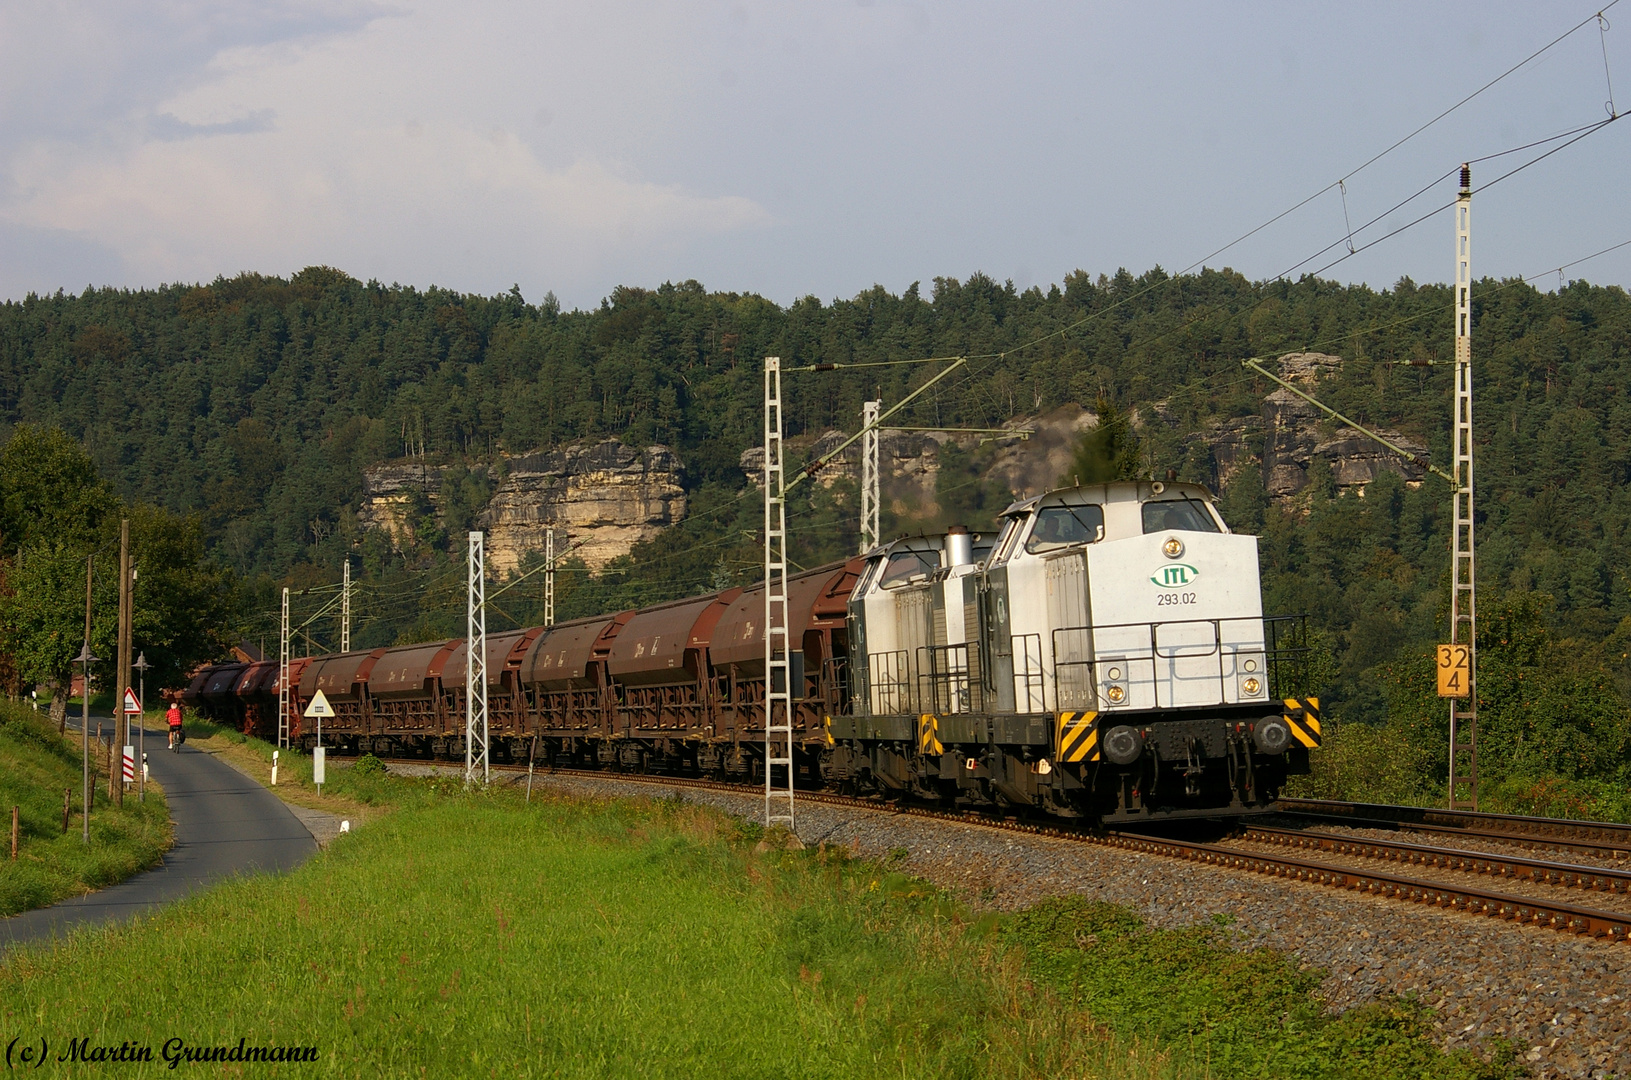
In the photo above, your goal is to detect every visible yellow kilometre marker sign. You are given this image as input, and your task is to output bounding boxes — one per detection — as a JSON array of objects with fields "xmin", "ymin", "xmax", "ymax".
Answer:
[{"xmin": 1436, "ymin": 644, "xmax": 1471, "ymax": 698}]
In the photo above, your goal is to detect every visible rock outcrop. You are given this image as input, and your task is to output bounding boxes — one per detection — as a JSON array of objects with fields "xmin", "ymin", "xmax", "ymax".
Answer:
[
  {"xmin": 482, "ymin": 442, "xmax": 685, "ymax": 573},
  {"xmin": 742, "ymin": 428, "xmax": 952, "ymax": 514},
  {"xmin": 1257, "ymin": 353, "xmax": 1427, "ymax": 497},
  {"xmin": 358, "ymin": 351, "xmax": 1432, "ymax": 575},
  {"xmin": 358, "ymin": 440, "xmax": 685, "ymax": 575},
  {"xmin": 357, "ymin": 461, "xmax": 442, "ymax": 548}
]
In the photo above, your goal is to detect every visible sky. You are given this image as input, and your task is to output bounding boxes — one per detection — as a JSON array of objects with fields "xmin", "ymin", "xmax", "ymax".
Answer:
[{"xmin": 2, "ymin": 0, "xmax": 1628, "ymax": 310}]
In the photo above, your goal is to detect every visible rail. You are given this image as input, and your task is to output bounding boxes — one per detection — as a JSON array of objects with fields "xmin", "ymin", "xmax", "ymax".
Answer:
[
  {"xmin": 1277, "ymin": 797, "xmax": 1631, "ymax": 854},
  {"xmin": 1239, "ymin": 824, "xmax": 1631, "ymax": 895}
]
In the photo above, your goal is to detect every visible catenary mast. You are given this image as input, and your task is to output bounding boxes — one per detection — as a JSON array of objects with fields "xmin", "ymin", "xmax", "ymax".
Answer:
[{"xmin": 1448, "ymin": 164, "xmax": 1479, "ymax": 811}]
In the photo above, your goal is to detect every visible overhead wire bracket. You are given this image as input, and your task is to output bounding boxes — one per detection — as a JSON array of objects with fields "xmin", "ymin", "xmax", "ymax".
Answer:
[{"xmin": 1241, "ymin": 357, "xmax": 1453, "ymax": 483}]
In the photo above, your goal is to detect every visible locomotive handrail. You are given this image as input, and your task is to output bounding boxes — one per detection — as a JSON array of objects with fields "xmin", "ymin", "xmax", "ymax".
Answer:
[
  {"xmin": 1051, "ymin": 616, "xmax": 1270, "ymax": 711},
  {"xmin": 916, "ymin": 643, "xmax": 983, "ymax": 714},
  {"xmin": 866, "ymin": 649, "xmax": 912, "ymax": 716},
  {"xmin": 1263, "ymin": 613, "xmax": 1312, "ymax": 700}
]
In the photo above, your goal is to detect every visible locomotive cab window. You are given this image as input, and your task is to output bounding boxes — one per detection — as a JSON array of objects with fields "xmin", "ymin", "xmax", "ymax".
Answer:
[
  {"xmin": 879, "ymin": 549, "xmax": 940, "ymax": 588},
  {"xmin": 855, "ymin": 557, "xmax": 884, "ymax": 594},
  {"xmin": 992, "ymin": 515, "xmax": 1026, "ymax": 563},
  {"xmin": 1141, "ymin": 498, "xmax": 1220, "ymax": 535},
  {"xmin": 1025, "ymin": 504, "xmax": 1105, "ymax": 554}
]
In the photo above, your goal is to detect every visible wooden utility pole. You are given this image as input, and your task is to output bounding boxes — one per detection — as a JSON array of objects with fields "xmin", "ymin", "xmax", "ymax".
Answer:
[{"xmin": 114, "ymin": 518, "xmax": 130, "ymax": 808}]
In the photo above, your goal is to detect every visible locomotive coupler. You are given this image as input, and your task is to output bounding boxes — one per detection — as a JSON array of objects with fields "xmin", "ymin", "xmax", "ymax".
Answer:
[{"xmin": 1183, "ymin": 737, "xmax": 1205, "ymax": 798}]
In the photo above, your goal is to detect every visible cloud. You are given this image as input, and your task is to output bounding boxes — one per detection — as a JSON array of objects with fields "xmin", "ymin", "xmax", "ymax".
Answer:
[
  {"xmin": 0, "ymin": 1, "xmax": 770, "ymax": 296},
  {"xmin": 150, "ymin": 109, "xmax": 278, "ymax": 140}
]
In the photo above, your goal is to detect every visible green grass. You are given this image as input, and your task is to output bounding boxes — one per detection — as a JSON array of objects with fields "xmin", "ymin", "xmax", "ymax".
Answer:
[
  {"xmin": 0, "ymin": 784, "xmax": 1172, "ymax": 1080},
  {"xmin": 1006, "ymin": 899, "xmax": 1523, "ymax": 1080},
  {"xmin": 0, "ymin": 702, "xmax": 172, "ymax": 917},
  {"xmin": 1, "ymin": 767, "xmax": 1526, "ymax": 1079}
]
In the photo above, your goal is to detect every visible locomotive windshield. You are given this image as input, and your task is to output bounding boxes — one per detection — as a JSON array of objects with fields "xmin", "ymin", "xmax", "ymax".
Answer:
[
  {"xmin": 1141, "ymin": 498, "xmax": 1220, "ymax": 534},
  {"xmin": 879, "ymin": 548, "xmax": 940, "ymax": 588},
  {"xmin": 1026, "ymin": 504, "xmax": 1105, "ymax": 553}
]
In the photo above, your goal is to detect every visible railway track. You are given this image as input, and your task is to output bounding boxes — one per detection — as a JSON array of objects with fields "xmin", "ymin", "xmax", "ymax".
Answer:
[
  {"xmin": 385, "ymin": 758, "xmax": 1631, "ymax": 945},
  {"xmin": 1231, "ymin": 824, "xmax": 1631, "ymax": 908},
  {"xmin": 1275, "ymin": 797, "xmax": 1631, "ymax": 860}
]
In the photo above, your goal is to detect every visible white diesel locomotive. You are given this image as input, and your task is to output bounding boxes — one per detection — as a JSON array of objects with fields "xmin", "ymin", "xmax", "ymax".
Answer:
[{"xmin": 831, "ymin": 480, "xmax": 1319, "ymax": 822}]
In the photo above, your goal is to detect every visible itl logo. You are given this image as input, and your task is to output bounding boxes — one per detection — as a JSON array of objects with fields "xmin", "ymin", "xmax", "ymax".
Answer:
[{"xmin": 1150, "ymin": 563, "xmax": 1200, "ymax": 588}]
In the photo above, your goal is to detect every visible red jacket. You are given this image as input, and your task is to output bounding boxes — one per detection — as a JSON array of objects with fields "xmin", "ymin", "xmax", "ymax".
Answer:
[{"xmin": 166, "ymin": 704, "xmax": 183, "ymax": 727}]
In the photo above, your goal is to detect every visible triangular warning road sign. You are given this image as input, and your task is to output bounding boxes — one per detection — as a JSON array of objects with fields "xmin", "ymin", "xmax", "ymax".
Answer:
[
  {"xmin": 123, "ymin": 688, "xmax": 142, "ymax": 714},
  {"xmin": 304, "ymin": 689, "xmax": 335, "ymax": 719}
]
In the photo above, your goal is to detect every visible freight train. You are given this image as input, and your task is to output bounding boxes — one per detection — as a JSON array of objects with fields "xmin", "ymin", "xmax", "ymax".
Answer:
[{"xmin": 185, "ymin": 480, "xmax": 1319, "ymax": 822}]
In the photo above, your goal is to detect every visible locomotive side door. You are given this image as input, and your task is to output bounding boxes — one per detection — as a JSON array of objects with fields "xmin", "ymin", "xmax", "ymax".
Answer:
[{"xmin": 982, "ymin": 566, "xmax": 1015, "ymax": 713}]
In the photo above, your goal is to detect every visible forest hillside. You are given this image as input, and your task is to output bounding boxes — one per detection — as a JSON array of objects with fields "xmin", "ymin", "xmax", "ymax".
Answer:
[{"xmin": 3, "ymin": 265, "xmax": 1630, "ymax": 813}]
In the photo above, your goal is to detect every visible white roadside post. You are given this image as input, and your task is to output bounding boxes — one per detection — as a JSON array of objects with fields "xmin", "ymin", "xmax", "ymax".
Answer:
[
  {"xmin": 305, "ymin": 689, "xmax": 334, "ymax": 793},
  {"xmin": 272, "ymin": 750, "xmax": 279, "ymax": 786}
]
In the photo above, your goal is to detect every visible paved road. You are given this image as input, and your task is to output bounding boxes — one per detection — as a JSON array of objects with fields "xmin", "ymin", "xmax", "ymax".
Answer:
[{"xmin": 1, "ymin": 720, "xmax": 317, "ymax": 951}]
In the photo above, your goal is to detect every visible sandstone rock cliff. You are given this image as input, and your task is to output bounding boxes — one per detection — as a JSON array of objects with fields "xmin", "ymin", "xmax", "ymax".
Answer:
[
  {"xmin": 358, "ymin": 352, "xmax": 1429, "ymax": 574},
  {"xmin": 356, "ymin": 461, "xmax": 442, "ymax": 549},
  {"xmin": 482, "ymin": 442, "xmax": 685, "ymax": 573},
  {"xmin": 358, "ymin": 440, "xmax": 685, "ymax": 575},
  {"xmin": 1256, "ymin": 352, "xmax": 1427, "ymax": 497}
]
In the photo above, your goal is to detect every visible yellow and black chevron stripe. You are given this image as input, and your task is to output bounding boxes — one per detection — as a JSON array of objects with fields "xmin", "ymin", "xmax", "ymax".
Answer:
[
  {"xmin": 821, "ymin": 715, "xmax": 836, "ymax": 748},
  {"xmin": 1282, "ymin": 697, "xmax": 1322, "ymax": 747},
  {"xmin": 917, "ymin": 713, "xmax": 943, "ymax": 756},
  {"xmin": 1056, "ymin": 710, "xmax": 1101, "ymax": 763}
]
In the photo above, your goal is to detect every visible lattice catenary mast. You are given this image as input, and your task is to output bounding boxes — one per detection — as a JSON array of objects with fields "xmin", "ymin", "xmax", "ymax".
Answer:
[
  {"xmin": 340, "ymin": 558, "xmax": 351, "ymax": 653},
  {"xmin": 859, "ymin": 399, "xmax": 881, "ymax": 555},
  {"xmin": 277, "ymin": 587, "xmax": 290, "ymax": 749},
  {"xmin": 466, "ymin": 530, "xmax": 489, "ymax": 785},
  {"xmin": 763, "ymin": 357, "xmax": 794, "ymax": 831},
  {"xmin": 1448, "ymin": 164, "xmax": 1479, "ymax": 811},
  {"xmin": 544, "ymin": 527, "xmax": 556, "ymax": 627}
]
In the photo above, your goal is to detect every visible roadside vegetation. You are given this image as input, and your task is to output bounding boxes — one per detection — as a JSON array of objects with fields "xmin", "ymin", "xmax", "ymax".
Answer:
[
  {"xmin": 0, "ymin": 701, "xmax": 171, "ymax": 917},
  {"xmin": 1286, "ymin": 589, "xmax": 1631, "ymax": 822},
  {"xmin": 182, "ymin": 716, "xmax": 391, "ymax": 824},
  {"xmin": 2, "ymin": 768, "xmax": 1519, "ymax": 1079}
]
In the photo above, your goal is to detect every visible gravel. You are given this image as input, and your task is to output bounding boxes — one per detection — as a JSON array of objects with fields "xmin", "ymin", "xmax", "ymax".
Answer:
[{"xmin": 470, "ymin": 768, "xmax": 1631, "ymax": 1080}]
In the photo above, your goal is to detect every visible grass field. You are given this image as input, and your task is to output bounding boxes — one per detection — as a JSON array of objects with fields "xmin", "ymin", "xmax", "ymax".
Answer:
[
  {"xmin": 0, "ymin": 759, "xmax": 1521, "ymax": 1080},
  {"xmin": 0, "ymin": 703, "xmax": 171, "ymax": 917}
]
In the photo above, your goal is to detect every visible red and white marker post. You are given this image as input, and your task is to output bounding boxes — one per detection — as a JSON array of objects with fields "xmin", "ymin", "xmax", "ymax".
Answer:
[{"xmin": 123, "ymin": 688, "xmax": 143, "ymax": 795}]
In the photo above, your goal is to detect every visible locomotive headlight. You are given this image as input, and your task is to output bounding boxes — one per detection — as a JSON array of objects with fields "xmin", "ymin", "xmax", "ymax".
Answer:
[
  {"xmin": 1242, "ymin": 658, "xmax": 1257, "ymax": 673},
  {"xmin": 1162, "ymin": 536, "xmax": 1184, "ymax": 559},
  {"xmin": 1242, "ymin": 677, "xmax": 1261, "ymax": 696},
  {"xmin": 1106, "ymin": 685, "xmax": 1126, "ymax": 704},
  {"xmin": 1107, "ymin": 666, "xmax": 1122, "ymax": 681}
]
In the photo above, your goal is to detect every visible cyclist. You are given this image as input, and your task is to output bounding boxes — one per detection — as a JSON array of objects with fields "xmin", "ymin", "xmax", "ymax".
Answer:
[{"xmin": 167, "ymin": 701, "xmax": 184, "ymax": 750}]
